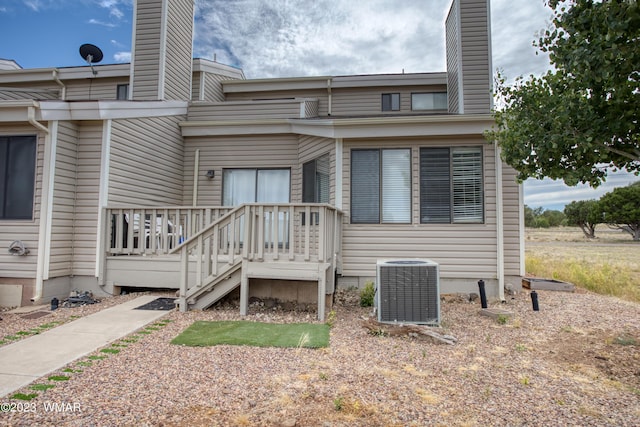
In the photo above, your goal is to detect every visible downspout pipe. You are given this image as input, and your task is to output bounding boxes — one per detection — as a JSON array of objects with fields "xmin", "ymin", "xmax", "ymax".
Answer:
[
  {"xmin": 327, "ymin": 78, "xmax": 332, "ymax": 116},
  {"xmin": 52, "ymin": 69, "xmax": 66, "ymax": 100},
  {"xmin": 31, "ymin": 104, "xmax": 51, "ymax": 304},
  {"xmin": 495, "ymin": 145, "xmax": 505, "ymax": 302},
  {"xmin": 28, "ymin": 106, "xmax": 49, "ymax": 134}
]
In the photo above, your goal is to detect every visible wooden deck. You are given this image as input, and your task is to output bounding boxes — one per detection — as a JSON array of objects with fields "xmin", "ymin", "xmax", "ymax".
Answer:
[{"xmin": 102, "ymin": 204, "xmax": 343, "ymax": 319}]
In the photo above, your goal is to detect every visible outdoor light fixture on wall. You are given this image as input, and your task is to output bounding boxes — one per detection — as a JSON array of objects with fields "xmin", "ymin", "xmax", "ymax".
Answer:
[{"xmin": 205, "ymin": 170, "xmax": 215, "ymax": 179}]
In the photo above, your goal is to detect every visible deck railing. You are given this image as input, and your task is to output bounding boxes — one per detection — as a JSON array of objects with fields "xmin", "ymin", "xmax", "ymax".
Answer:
[
  {"xmin": 105, "ymin": 206, "xmax": 231, "ymax": 255},
  {"xmin": 171, "ymin": 204, "xmax": 343, "ymax": 310}
]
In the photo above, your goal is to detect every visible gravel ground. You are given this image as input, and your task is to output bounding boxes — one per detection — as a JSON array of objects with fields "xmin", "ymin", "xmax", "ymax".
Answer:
[{"xmin": 1, "ymin": 289, "xmax": 639, "ymax": 427}]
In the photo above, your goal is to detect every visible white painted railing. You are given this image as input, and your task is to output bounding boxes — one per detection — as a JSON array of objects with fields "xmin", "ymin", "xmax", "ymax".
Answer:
[
  {"xmin": 171, "ymin": 204, "xmax": 343, "ymax": 310},
  {"xmin": 105, "ymin": 206, "xmax": 231, "ymax": 255}
]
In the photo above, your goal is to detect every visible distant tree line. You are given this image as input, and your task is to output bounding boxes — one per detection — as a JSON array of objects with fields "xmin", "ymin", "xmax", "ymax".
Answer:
[{"xmin": 526, "ymin": 182, "xmax": 640, "ymax": 241}]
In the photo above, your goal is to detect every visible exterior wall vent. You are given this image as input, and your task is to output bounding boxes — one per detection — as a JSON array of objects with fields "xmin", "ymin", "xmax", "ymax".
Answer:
[{"xmin": 376, "ymin": 259, "xmax": 440, "ymax": 325}]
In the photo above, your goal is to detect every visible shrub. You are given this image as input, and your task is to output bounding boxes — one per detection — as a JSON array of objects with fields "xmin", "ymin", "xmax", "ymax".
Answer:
[{"xmin": 359, "ymin": 281, "xmax": 375, "ymax": 307}]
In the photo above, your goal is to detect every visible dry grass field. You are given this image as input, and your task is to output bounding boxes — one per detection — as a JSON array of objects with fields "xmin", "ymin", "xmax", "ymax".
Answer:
[{"xmin": 525, "ymin": 226, "xmax": 640, "ymax": 302}]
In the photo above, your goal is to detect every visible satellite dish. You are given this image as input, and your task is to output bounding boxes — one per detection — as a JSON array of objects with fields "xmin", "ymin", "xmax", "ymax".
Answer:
[{"xmin": 79, "ymin": 43, "xmax": 103, "ymax": 75}]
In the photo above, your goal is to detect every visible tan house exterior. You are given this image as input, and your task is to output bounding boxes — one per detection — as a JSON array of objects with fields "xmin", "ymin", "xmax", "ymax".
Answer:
[{"xmin": 0, "ymin": 0, "xmax": 524, "ymax": 319}]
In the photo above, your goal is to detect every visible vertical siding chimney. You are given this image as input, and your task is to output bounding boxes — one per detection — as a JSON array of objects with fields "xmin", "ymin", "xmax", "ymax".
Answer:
[
  {"xmin": 445, "ymin": 0, "xmax": 493, "ymax": 114},
  {"xmin": 130, "ymin": 0, "xmax": 194, "ymax": 101}
]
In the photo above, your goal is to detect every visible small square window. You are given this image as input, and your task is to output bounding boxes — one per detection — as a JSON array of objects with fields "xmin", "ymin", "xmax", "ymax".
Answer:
[
  {"xmin": 382, "ymin": 93, "xmax": 400, "ymax": 111},
  {"xmin": 117, "ymin": 84, "xmax": 129, "ymax": 100}
]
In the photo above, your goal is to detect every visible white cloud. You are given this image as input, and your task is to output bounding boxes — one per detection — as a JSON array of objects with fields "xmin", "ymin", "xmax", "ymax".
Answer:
[
  {"xmin": 524, "ymin": 171, "xmax": 640, "ymax": 210},
  {"xmin": 113, "ymin": 51, "xmax": 130, "ymax": 62},
  {"xmin": 88, "ymin": 18, "xmax": 116, "ymax": 27},
  {"xmin": 193, "ymin": 0, "xmax": 449, "ymax": 78}
]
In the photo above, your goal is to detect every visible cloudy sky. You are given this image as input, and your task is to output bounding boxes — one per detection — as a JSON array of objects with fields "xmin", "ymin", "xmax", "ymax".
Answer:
[{"xmin": 1, "ymin": 0, "xmax": 638, "ymax": 210}]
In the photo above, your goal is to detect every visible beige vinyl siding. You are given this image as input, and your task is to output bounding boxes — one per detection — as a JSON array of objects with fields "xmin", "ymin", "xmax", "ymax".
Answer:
[
  {"xmin": 0, "ymin": 125, "xmax": 45, "ymax": 278},
  {"xmin": 183, "ymin": 135, "xmax": 300, "ymax": 206},
  {"xmin": 65, "ymin": 77, "xmax": 131, "ymax": 100},
  {"xmin": 48, "ymin": 121, "xmax": 78, "ymax": 278},
  {"xmin": 0, "ymin": 82, "xmax": 60, "ymax": 100},
  {"xmin": 331, "ymin": 86, "xmax": 447, "ymax": 116},
  {"xmin": 203, "ymin": 73, "xmax": 236, "ymax": 102},
  {"xmin": 192, "ymin": 71, "xmax": 202, "ymax": 100},
  {"xmin": 72, "ymin": 122, "xmax": 103, "ymax": 276},
  {"xmin": 298, "ymin": 136, "xmax": 335, "ymax": 204},
  {"xmin": 502, "ymin": 163, "xmax": 522, "ymax": 276},
  {"xmin": 131, "ymin": 0, "xmax": 163, "ymax": 100},
  {"xmin": 446, "ymin": 1, "xmax": 461, "ymax": 113},
  {"xmin": 225, "ymin": 89, "xmax": 330, "ymax": 116},
  {"xmin": 109, "ymin": 116, "xmax": 185, "ymax": 205},
  {"xmin": 192, "ymin": 72, "xmax": 232, "ymax": 101},
  {"xmin": 164, "ymin": 0, "xmax": 193, "ymax": 100},
  {"xmin": 341, "ymin": 137, "xmax": 498, "ymax": 280},
  {"xmin": 459, "ymin": 0, "xmax": 492, "ymax": 114},
  {"xmin": 187, "ymin": 99, "xmax": 310, "ymax": 121}
]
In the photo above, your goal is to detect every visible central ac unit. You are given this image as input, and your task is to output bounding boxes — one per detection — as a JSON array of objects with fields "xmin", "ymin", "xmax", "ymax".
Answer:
[{"xmin": 376, "ymin": 259, "xmax": 440, "ymax": 325}]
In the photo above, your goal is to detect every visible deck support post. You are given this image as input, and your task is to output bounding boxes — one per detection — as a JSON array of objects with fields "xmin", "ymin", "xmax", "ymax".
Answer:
[
  {"xmin": 240, "ymin": 260, "xmax": 249, "ymax": 316},
  {"xmin": 317, "ymin": 266, "xmax": 326, "ymax": 321}
]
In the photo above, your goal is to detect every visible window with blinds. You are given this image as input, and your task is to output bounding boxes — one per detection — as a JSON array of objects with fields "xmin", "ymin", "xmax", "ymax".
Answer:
[
  {"xmin": 351, "ymin": 148, "xmax": 411, "ymax": 224},
  {"xmin": 420, "ymin": 147, "xmax": 483, "ymax": 224}
]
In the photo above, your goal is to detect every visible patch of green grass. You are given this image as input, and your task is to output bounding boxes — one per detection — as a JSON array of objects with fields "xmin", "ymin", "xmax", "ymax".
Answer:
[
  {"xmin": 30, "ymin": 384, "xmax": 55, "ymax": 391},
  {"xmin": 526, "ymin": 255, "xmax": 640, "ymax": 303},
  {"xmin": 62, "ymin": 368, "xmax": 81, "ymax": 373},
  {"xmin": 0, "ymin": 340, "xmax": 6, "ymax": 345},
  {"xmin": 48, "ymin": 375, "xmax": 70, "ymax": 381},
  {"xmin": 120, "ymin": 338, "xmax": 138, "ymax": 343},
  {"xmin": 171, "ymin": 320, "xmax": 330, "ymax": 348},
  {"xmin": 154, "ymin": 320, "xmax": 171, "ymax": 326},
  {"xmin": 100, "ymin": 348, "xmax": 120, "ymax": 354},
  {"xmin": 11, "ymin": 393, "xmax": 38, "ymax": 401},
  {"xmin": 138, "ymin": 331, "xmax": 152, "ymax": 335},
  {"xmin": 496, "ymin": 315, "xmax": 508, "ymax": 325},
  {"xmin": 87, "ymin": 355, "xmax": 107, "ymax": 360},
  {"xmin": 76, "ymin": 361, "xmax": 92, "ymax": 366},
  {"xmin": 111, "ymin": 343, "xmax": 128, "ymax": 347},
  {"xmin": 37, "ymin": 322, "xmax": 62, "ymax": 330},
  {"xmin": 145, "ymin": 326, "xmax": 160, "ymax": 331},
  {"xmin": 16, "ymin": 331, "xmax": 34, "ymax": 336},
  {"xmin": 4, "ymin": 335, "xmax": 19, "ymax": 341}
]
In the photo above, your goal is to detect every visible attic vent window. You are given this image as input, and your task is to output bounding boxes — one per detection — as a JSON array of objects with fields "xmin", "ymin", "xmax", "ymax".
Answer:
[{"xmin": 381, "ymin": 93, "xmax": 400, "ymax": 111}]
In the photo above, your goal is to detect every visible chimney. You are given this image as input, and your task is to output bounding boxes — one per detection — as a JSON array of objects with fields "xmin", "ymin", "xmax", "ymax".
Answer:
[
  {"xmin": 445, "ymin": 0, "xmax": 493, "ymax": 114},
  {"xmin": 130, "ymin": 0, "xmax": 194, "ymax": 101}
]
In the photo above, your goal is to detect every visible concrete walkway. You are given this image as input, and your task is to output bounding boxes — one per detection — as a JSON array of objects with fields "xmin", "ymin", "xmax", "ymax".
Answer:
[{"xmin": 0, "ymin": 295, "xmax": 170, "ymax": 398}]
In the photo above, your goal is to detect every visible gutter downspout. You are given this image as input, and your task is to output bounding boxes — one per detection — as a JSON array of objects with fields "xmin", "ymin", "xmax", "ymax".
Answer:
[
  {"xmin": 32, "ymin": 105, "xmax": 51, "ymax": 303},
  {"xmin": 327, "ymin": 78, "xmax": 332, "ymax": 116},
  {"xmin": 495, "ymin": 145, "xmax": 505, "ymax": 302},
  {"xmin": 192, "ymin": 149, "xmax": 200, "ymax": 206},
  {"xmin": 52, "ymin": 69, "xmax": 66, "ymax": 100},
  {"xmin": 28, "ymin": 106, "xmax": 49, "ymax": 134}
]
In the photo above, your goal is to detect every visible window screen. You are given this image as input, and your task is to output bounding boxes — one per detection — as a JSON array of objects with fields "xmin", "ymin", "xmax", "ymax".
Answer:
[
  {"xmin": 303, "ymin": 153, "xmax": 330, "ymax": 203},
  {"xmin": 420, "ymin": 147, "xmax": 483, "ymax": 224},
  {"xmin": 382, "ymin": 93, "xmax": 400, "ymax": 111},
  {"xmin": 0, "ymin": 136, "xmax": 37, "ymax": 220},
  {"xmin": 411, "ymin": 92, "xmax": 448, "ymax": 110},
  {"xmin": 223, "ymin": 168, "xmax": 290, "ymax": 206},
  {"xmin": 351, "ymin": 148, "xmax": 411, "ymax": 224}
]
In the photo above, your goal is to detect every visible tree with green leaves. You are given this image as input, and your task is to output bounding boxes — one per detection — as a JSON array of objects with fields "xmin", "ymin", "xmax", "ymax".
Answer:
[
  {"xmin": 487, "ymin": 0, "xmax": 640, "ymax": 187},
  {"xmin": 598, "ymin": 182, "xmax": 640, "ymax": 240},
  {"xmin": 564, "ymin": 199, "xmax": 601, "ymax": 238}
]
